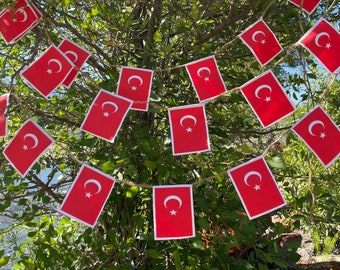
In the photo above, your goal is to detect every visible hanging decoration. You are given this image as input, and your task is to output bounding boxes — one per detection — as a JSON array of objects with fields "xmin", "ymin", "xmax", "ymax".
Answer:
[{"xmin": 0, "ymin": 93, "xmax": 9, "ymax": 137}]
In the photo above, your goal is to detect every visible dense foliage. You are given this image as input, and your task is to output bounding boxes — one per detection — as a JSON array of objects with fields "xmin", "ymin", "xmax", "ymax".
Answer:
[{"xmin": 0, "ymin": 0, "xmax": 339, "ymax": 269}]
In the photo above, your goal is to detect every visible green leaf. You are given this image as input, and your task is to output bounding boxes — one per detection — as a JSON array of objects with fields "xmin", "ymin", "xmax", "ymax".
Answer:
[
  {"xmin": 125, "ymin": 186, "xmax": 139, "ymax": 198},
  {"xmin": 147, "ymin": 249, "xmax": 163, "ymax": 259},
  {"xmin": 173, "ymin": 249, "xmax": 181, "ymax": 270},
  {"xmin": 0, "ymin": 256, "xmax": 10, "ymax": 267},
  {"xmin": 267, "ymin": 155, "xmax": 287, "ymax": 169},
  {"xmin": 143, "ymin": 160, "xmax": 157, "ymax": 170},
  {"xmin": 153, "ymin": 30, "xmax": 162, "ymax": 43}
]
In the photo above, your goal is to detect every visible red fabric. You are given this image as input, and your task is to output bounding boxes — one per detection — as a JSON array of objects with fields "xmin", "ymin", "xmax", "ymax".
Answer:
[
  {"xmin": 81, "ymin": 89, "xmax": 132, "ymax": 142},
  {"xmin": 153, "ymin": 185, "xmax": 195, "ymax": 240},
  {"xmin": 21, "ymin": 45, "xmax": 74, "ymax": 97},
  {"xmin": 116, "ymin": 66, "xmax": 153, "ymax": 111},
  {"xmin": 299, "ymin": 18, "xmax": 340, "ymax": 74},
  {"xmin": 241, "ymin": 70, "xmax": 295, "ymax": 127},
  {"xmin": 59, "ymin": 164, "xmax": 115, "ymax": 228},
  {"xmin": 288, "ymin": 0, "xmax": 321, "ymax": 14},
  {"xmin": 3, "ymin": 119, "xmax": 54, "ymax": 177},
  {"xmin": 292, "ymin": 105, "xmax": 340, "ymax": 168},
  {"xmin": 185, "ymin": 55, "xmax": 227, "ymax": 102},
  {"xmin": 168, "ymin": 104, "xmax": 210, "ymax": 155},
  {"xmin": 239, "ymin": 19, "xmax": 283, "ymax": 66},
  {"xmin": 0, "ymin": 94, "xmax": 9, "ymax": 137},
  {"xmin": 228, "ymin": 156, "xmax": 286, "ymax": 219}
]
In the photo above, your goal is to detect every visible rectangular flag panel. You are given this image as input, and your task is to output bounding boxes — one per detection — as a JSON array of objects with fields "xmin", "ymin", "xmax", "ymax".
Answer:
[
  {"xmin": 291, "ymin": 105, "xmax": 340, "ymax": 168},
  {"xmin": 21, "ymin": 45, "xmax": 74, "ymax": 98},
  {"xmin": 116, "ymin": 66, "xmax": 153, "ymax": 111},
  {"xmin": 288, "ymin": 0, "xmax": 321, "ymax": 14},
  {"xmin": 168, "ymin": 104, "xmax": 210, "ymax": 155},
  {"xmin": 81, "ymin": 89, "xmax": 132, "ymax": 143},
  {"xmin": 0, "ymin": 93, "xmax": 9, "ymax": 137},
  {"xmin": 59, "ymin": 164, "xmax": 116, "ymax": 228},
  {"xmin": 58, "ymin": 39, "xmax": 91, "ymax": 88},
  {"xmin": 299, "ymin": 18, "xmax": 340, "ymax": 74},
  {"xmin": 239, "ymin": 19, "xmax": 283, "ymax": 66},
  {"xmin": 153, "ymin": 185, "xmax": 195, "ymax": 240},
  {"xmin": 228, "ymin": 156, "xmax": 286, "ymax": 220},
  {"xmin": 185, "ymin": 55, "xmax": 227, "ymax": 102},
  {"xmin": 240, "ymin": 70, "xmax": 295, "ymax": 128},
  {"xmin": 3, "ymin": 119, "xmax": 54, "ymax": 177}
]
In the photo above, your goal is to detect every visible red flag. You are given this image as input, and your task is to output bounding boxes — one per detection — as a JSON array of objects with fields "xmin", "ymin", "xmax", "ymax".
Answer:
[
  {"xmin": 288, "ymin": 0, "xmax": 321, "ymax": 14},
  {"xmin": 21, "ymin": 45, "xmax": 74, "ymax": 98},
  {"xmin": 116, "ymin": 66, "xmax": 153, "ymax": 111},
  {"xmin": 240, "ymin": 70, "xmax": 295, "ymax": 128},
  {"xmin": 153, "ymin": 185, "xmax": 195, "ymax": 240},
  {"xmin": 58, "ymin": 164, "xmax": 115, "ymax": 228},
  {"xmin": 168, "ymin": 104, "xmax": 210, "ymax": 155},
  {"xmin": 185, "ymin": 55, "xmax": 227, "ymax": 102},
  {"xmin": 0, "ymin": 0, "xmax": 42, "ymax": 44},
  {"xmin": 3, "ymin": 119, "xmax": 54, "ymax": 177},
  {"xmin": 239, "ymin": 19, "xmax": 283, "ymax": 66},
  {"xmin": 0, "ymin": 93, "xmax": 9, "ymax": 137},
  {"xmin": 291, "ymin": 105, "xmax": 340, "ymax": 168},
  {"xmin": 299, "ymin": 18, "xmax": 340, "ymax": 74},
  {"xmin": 228, "ymin": 156, "xmax": 286, "ymax": 219},
  {"xmin": 81, "ymin": 89, "xmax": 132, "ymax": 142},
  {"xmin": 58, "ymin": 39, "xmax": 91, "ymax": 88}
]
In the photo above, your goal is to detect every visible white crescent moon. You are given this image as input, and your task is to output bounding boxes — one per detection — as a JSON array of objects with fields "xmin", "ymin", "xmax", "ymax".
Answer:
[
  {"xmin": 308, "ymin": 120, "xmax": 325, "ymax": 136},
  {"xmin": 179, "ymin": 115, "xmax": 197, "ymax": 127},
  {"xmin": 127, "ymin": 75, "xmax": 143, "ymax": 86},
  {"xmin": 14, "ymin": 8, "xmax": 28, "ymax": 23},
  {"xmin": 197, "ymin": 67, "xmax": 211, "ymax": 78},
  {"xmin": 47, "ymin": 59, "xmax": 63, "ymax": 73},
  {"xmin": 101, "ymin": 101, "xmax": 119, "ymax": 113},
  {"xmin": 64, "ymin": 50, "xmax": 78, "ymax": 63},
  {"xmin": 163, "ymin": 195, "xmax": 182, "ymax": 209},
  {"xmin": 23, "ymin": 133, "xmax": 39, "ymax": 149},
  {"xmin": 84, "ymin": 179, "xmax": 102, "ymax": 194},
  {"xmin": 244, "ymin": 171, "xmax": 262, "ymax": 186},
  {"xmin": 315, "ymin": 32, "xmax": 330, "ymax": 48},
  {"xmin": 252, "ymin": 30, "xmax": 265, "ymax": 43},
  {"xmin": 255, "ymin": 84, "xmax": 272, "ymax": 99}
]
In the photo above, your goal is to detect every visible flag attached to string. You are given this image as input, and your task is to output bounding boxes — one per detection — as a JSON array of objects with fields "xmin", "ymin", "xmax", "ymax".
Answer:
[
  {"xmin": 81, "ymin": 89, "xmax": 132, "ymax": 142},
  {"xmin": 185, "ymin": 55, "xmax": 227, "ymax": 102},
  {"xmin": 58, "ymin": 39, "xmax": 91, "ymax": 88},
  {"xmin": 59, "ymin": 164, "xmax": 116, "ymax": 228},
  {"xmin": 228, "ymin": 156, "xmax": 286, "ymax": 219},
  {"xmin": 0, "ymin": 93, "xmax": 9, "ymax": 137},
  {"xmin": 168, "ymin": 104, "xmax": 210, "ymax": 155},
  {"xmin": 116, "ymin": 66, "xmax": 153, "ymax": 111},
  {"xmin": 288, "ymin": 0, "xmax": 321, "ymax": 14},
  {"xmin": 153, "ymin": 184, "xmax": 195, "ymax": 240},
  {"xmin": 21, "ymin": 45, "xmax": 74, "ymax": 98},
  {"xmin": 3, "ymin": 119, "xmax": 54, "ymax": 177},
  {"xmin": 240, "ymin": 70, "xmax": 295, "ymax": 128},
  {"xmin": 239, "ymin": 18, "xmax": 283, "ymax": 66},
  {"xmin": 291, "ymin": 105, "xmax": 340, "ymax": 168},
  {"xmin": 299, "ymin": 18, "xmax": 340, "ymax": 74}
]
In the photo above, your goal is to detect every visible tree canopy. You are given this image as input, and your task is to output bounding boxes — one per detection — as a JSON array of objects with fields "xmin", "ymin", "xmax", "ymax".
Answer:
[{"xmin": 0, "ymin": 0, "xmax": 339, "ymax": 269}]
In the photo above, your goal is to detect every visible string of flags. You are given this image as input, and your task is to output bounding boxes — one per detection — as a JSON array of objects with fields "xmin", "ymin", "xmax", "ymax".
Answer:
[{"xmin": 1, "ymin": 0, "xmax": 340, "ymax": 240}]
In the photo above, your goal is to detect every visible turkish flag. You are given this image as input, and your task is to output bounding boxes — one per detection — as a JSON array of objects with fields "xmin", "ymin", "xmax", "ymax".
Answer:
[
  {"xmin": 58, "ymin": 39, "xmax": 91, "ymax": 88},
  {"xmin": 239, "ymin": 19, "xmax": 283, "ymax": 66},
  {"xmin": 58, "ymin": 164, "xmax": 116, "ymax": 228},
  {"xmin": 185, "ymin": 55, "xmax": 227, "ymax": 102},
  {"xmin": 0, "ymin": 93, "xmax": 9, "ymax": 137},
  {"xmin": 81, "ymin": 89, "xmax": 132, "ymax": 142},
  {"xmin": 116, "ymin": 66, "xmax": 153, "ymax": 111},
  {"xmin": 3, "ymin": 119, "xmax": 54, "ymax": 177},
  {"xmin": 21, "ymin": 45, "xmax": 74, "ymax": 98},
  {"xmin": 168, "ymin": 104, "xmax": 210, "ymax": 155},
  {"xmin": 299, "ymin": 18, "xmax": 340, "ymax": 74},
  {"xmin": 153, "ymin": 185, "xmax": 195, "ymax": 240},
  {"xmin": 291, "ymin": 105, "xmax": 340, "ymax": 168},
  {"xmin": 0, "ymin": 0, "xmax": 42, "ymax": 44},
  {"xmin": 288, "ymin": 0, "xmax": 321, "ymax": 14},
  {"xmin": 240, "ymin": 70, "xmax": 295, "ymax": 128},
  {"xmin": 228, "ymin": 156, "xmax": 286, "ymax": 220}
]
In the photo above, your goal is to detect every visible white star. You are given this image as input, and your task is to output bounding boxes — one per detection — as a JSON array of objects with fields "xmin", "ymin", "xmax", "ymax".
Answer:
[
  {"xmin": 325, "ymin": 43, "xmax": 331, "ymax": 49},
  {"xmin": 23, "ymin": 145, "xmax": 28, "ymax": 151},
  {"xmin": 85, "ymin": 192, "xmax": 92, "ymax": 198},
  {"xmin": 170, "ymin": 209, "xmax": 177, "ymax": 215},
  {"xmin": 131, "ymin": 86, "xmax": 137, "ymax": 91},
  {"xmin": 103, "ymin": 111, "xmax": 109, "ymax": 117},
  {"xmin": 204, "ymin": 77, "xmax": 209, "ymax": 82},
  {"xmin": 47, "ymin": 69, "xmax": 53, "ymax": 74},
  {"xmin": 320, "ymin": 132, "xmax": 326, "ymax": 139},
  {"xmin": 254, "ymin": 184, "xmax": 261, "ymax": 191},
  {"xmin": 265, "ymin": 96, "xmax": 271, "ymax": 102},
  {"xmin": 186, "ymin": 127, "xmax": 193, "ymax": 133},
  {"xmin": 261, "ymin": 39, "xmax": 266, "ymax": 44}
]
